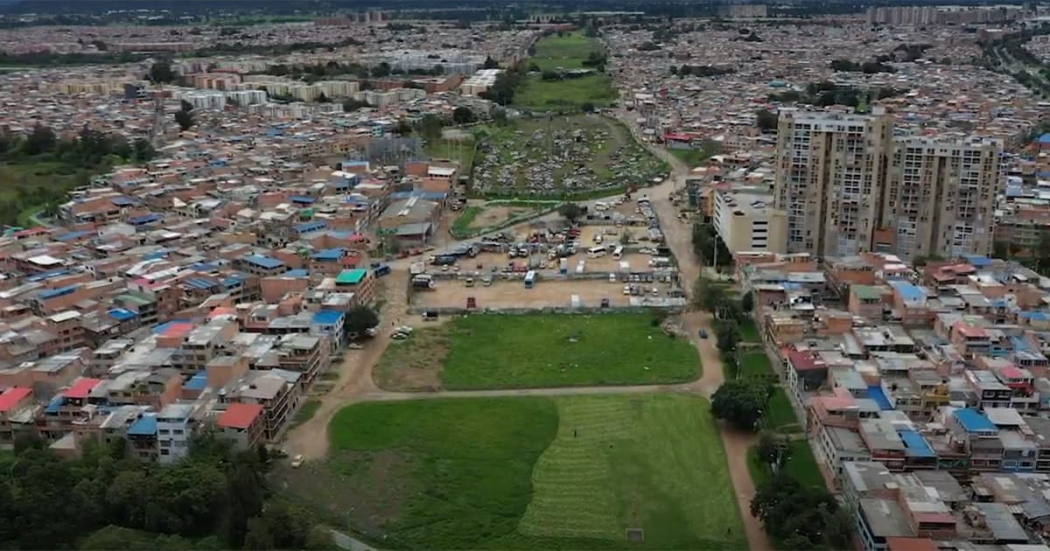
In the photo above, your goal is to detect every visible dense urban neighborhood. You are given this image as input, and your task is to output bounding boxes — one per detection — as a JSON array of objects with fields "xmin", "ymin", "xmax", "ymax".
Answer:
[{"xmin": 0, "ymin": 0, "xmax": 1049, "ymax": 549}]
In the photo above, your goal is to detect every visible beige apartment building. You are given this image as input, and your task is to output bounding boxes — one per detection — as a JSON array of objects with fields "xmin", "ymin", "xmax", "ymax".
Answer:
[
  {"xmin": 880, "ymin": 136, "xmax": 1001, "ymax": 260},
  {"xmin": 774, "ymin": 108, "xmax": 1001, "ymax": 261},
  {"xmin": 713, "ymin": 190, "xmax": 788, "ymax": 254},
  {"xmin": 774, "ymin": 108, "xmax": 893, "ymax": 258}
]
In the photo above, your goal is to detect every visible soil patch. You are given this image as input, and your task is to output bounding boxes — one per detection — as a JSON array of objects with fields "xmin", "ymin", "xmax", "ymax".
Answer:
[{"xmin": 373, "ymin": 326, "xmax": 448, "ymax": 391}]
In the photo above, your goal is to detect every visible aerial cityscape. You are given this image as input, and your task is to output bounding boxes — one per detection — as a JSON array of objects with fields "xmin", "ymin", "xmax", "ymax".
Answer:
[{"xmin": 0, "ymin": 0, "xmax": 1049, "ymax": 549}]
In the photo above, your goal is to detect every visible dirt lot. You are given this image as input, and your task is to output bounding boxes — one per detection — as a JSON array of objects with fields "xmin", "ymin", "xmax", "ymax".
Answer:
[
  {"xmin": 467, "ymin": 203, "xmax": 541, "ymax": 230},
  {"xmin": 411, "ymin": 278, "xmax": 674, "ymax": 309}
]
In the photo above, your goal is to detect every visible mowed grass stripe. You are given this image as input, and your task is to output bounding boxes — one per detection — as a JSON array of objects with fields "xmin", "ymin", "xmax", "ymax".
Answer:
[{"xmin": 519, "ymin": 397, "xmax": 638, "ymax": 540}]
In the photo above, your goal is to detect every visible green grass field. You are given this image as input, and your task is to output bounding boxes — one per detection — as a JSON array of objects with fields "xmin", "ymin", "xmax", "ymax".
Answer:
[
  {"xmin": 424, "ymin": 136, "xmax": 476, "ymax": 174},
  {"xmin": 740, "ymin": 319, "xmax": 761, "ymax": 342},
  {"xmin": 515, "ymin": 31, "xmax": 617, "ymax": 112},
  {"xmin": 290, "ymin": 399, "xmax": 321, "ymax": 429},
  {"xmin": 747, "ymin": 440, "xmax": 824, "ymax": 489},
  {"xmin": 378, "ymin": 314, "xmax": 701, "ymax": 391},
  {"xmin": 739, "ymin": 352, "xmax": 774, "ymax": 379},
  {"xmin": 530, "ymin": 31, "xmax": 605, "ymax": 71},
  {"xmin": 451, "ymin": 206, "xmax": 482, "ymax": 235},
  {"xmin": 763, "ymin": 387, "xmax": 800, "ymax": 433},
  {"xmin": 306, "ymin": 395, "xmax": 744, "ymax": 549},
  {"xmin": 515, "ymin": 74, "xmax": 617, "ymax": 112}
]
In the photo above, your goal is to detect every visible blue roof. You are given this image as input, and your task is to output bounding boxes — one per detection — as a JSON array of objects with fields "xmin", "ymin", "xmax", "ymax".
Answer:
[
  {"xmin": 45, "ymin": 396, "xmax": 64, "ymax": 414},
  {"xmin": 955, "ymin": 408, "xmax": 998, "ymax": 433},
  {"xmin": 108, "ymin": 308, "xmax": 138, "ymax": 322},
  {"xmin": 191, "ymin": 262, "xmax": 218, "ymax": 272},
  {"xmin": 1021, "ymin": 311, "xmax": 1050, "ymax": 322},
  {"xmin": 889, "ymin": 281, "xmax": 925, "ymax": 302},
  {"xmin": 898, "ymin": 429, "xmax": 935, "ymax": 458},
  {"xmin": 243, "ymin": 255, "xmax": 285, "ymax": 269},
  {"xmin": 152, "ymin": 319, "xmax": 191, "ymax": 335},
  {"xmin": 185, "ymin": 278, "xmax": 216, "ymax": 290},
  {"xmin": 867, "ymin": 385, "xmax": 894, "ymax": 411},
  {"xmin": 27, "ymin": 269, "xmax": 69, "ymax": 282},
  {"xmin": 389, "ymin": 191, "xmax": 448, "ymax": 201},
  {"xmin": 294, "ymin": 221, "xmax": 327, "ymax": 234},
  {"xmin": 39, "ymin": 285, "xmax": 78, "ymax": 300},
  {"xmin": 143, "ymin": 250, "xmax": 169, "ymax": 261},
  {"xmin": 285, "ymin": 269, "xmax": 309, "ymax": 278},
  {"xmin": 224, "ymin": 276, "xmax": 245, "ymax": 287},
  {"xmin": 312, "ymin": 310, "xmax": 344, "ymax": 326},
  {"xmin": 56, "ymin": 230, "xmax": 92, "ymax": 242},
  {"xmin": 1038, "ymin": 133, "xmax": 1050, "ymax": 144},
  {"xmin": 961, "ymin": 254, "xmax": 993, "ymax": 267},
  {"xmin": 290, "ymin": 195, "xmax": 316, "ymax": 204},
  {"xmin": 127, "ymin": 415, "xmax": 157, "ymax": 437},
  {"xmin": 128, "ymin": 213, "xmax": 162, "ymax": 225},
  {"xmin": 183, "ymin": 371, "xmax": 208, "ymax": 391},
  {"xmin": 312, "ymin": 248, "xmax": 343, "ymax": 261},
  {"xmin": 111, "ymin": 196, "xmax": 136, "ymax": 206}
]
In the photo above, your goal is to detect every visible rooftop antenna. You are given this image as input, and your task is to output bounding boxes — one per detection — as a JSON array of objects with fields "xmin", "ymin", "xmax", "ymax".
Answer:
[{"xmin": 145, "ymin": 69, "xmax": 166, "ymax": 149}]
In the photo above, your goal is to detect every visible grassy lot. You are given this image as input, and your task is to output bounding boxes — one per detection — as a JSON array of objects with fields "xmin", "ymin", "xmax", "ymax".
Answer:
[
  {"xmin": 763, "ymin": 387, "xmax": 800, "ymax": 434},
  {"xmin": 740, "ymin": 318, "xmax": 761, "ymax": 342},
  {"xmin": 471, "ymin": 115, "xmax": 665, "ymax": 199},
  {"xmin": 292, "ymin": 394, "xmax": 743, "ymax": 549},
  {"xmin": 739, "ymin": 351, "xmax": 774, "ymax": 379},
  {"xmin": 747, "ymin": 440, "xmax": 824, "ymax": 489},
  {"xmin": 290, "ymin": 399, "xmax": 321, "ymax": 429},
  {"xmin": 451, "ymin": 206, "xmax": 482, "ymax": 235},
  {"xmin": 515, "ymin": 31, "xmax": 617, "ymax": 112},
  {"xmin": 515, "ymin": 74, "xmax": 617, "ymax": 112},
  {"xmin": 0, "ymin": 160, "xmax": 91, "ymax": 225},
  {"xmin": 530, "ymin": 31, "xmax": 605, "ymax": 71},
  {"xmin": 424, "ymin": 136, "xmax": 476, "ymax": 174},
  {"xmin": 378, "ymin": 314, "xmax": 701, "ymax": 391}
]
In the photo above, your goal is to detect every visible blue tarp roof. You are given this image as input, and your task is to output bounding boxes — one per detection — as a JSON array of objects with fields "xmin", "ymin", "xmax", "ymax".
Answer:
[
  {"xmin": 27, "ymin": 269, "xmax": 69, "ymax": 282},
  {"xmin": 152, "ymin": 319, "xmax": 191, "ymax": 334},
  {"xmin": 1038, "ymin": 133, "xmax": 1050, "ymax": 144},
  {"xmin": 1021, "ymin": 311, "xmax": 1050, "ymax": 322},
  {"xmin": 285, "ymin": 269, "xmax": 309, "ymax": 278},
  {"xmin": 39, "ymin": 285, "xmax": 78, "ymax": 300},
  {"xmin": 108, "ymin": 308, "xmax": 138, "ymax": 322},
  {"xmin": 243, "ymin": 255, "xmax": 284, "ymax": 269},
  {"xmin": 294, "ymin": 221, "xmax": 327, "ymax": 234},
  {"xmin": 56, "ymin": 230, "xmax": 92, "ymax": 242},
  {"xmin": 45, "ymin": 395, "xmax": 64, "ymax": 414},
  {"xmin": 127, "ymin": 415, "xmax": 157, "ymax": 437},
  {"xmin": 961, "ymin": 254, "xmax": 993, "ymax": 267},
  {"xmin": 312, "ymin": 248, "xmax": 343, "ymax": 261},
  {"xmin": 183, "ymin": 372, "xmax": 208, "ymax": 391},
  {"xmin": 191, "ymin": 262, "xmax": 218, "ymax": 272},
  {"xmin": 290, "ymin": 195, "xmax": 316, "ymax": 204},
  {"xmin": 889, "ymin": 281, "xmax": 925, "ymax": 302},
  {"xmin": 313, "ymin": 310, "xmax": 344, "ymax": 326},
  {"xmin": 185, "ymin": 278, "xmax": 217, "ymax": 290},
  {"xmin": 867, "ymin": 385, "xmax": 894, "ymax": 411},
  {"xmin": 143, "ymin": 250, "xmax": 169, "ymax": 261},
  {"xmin": 111, "ymin": 196, "xmax": 136, "ymax": 206},
  {"xmin": 128, "ymin": 213, "xmax": 162, "ymax": 225},
  {"xmin": 899, "ymin": 429, "xmax": 936, "ymax": 458},
  {"xmin": 224, "ymin": 276, "xmax": 245, "ymax": 287},
  {"xmin": 955, "ymin": 408, "xmax": 998, "ymax": 433}
]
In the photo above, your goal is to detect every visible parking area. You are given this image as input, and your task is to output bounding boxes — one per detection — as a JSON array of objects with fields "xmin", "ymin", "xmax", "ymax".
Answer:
[{"xmin": 411, "ymin": 278, "xmax": 678, "ymax": 310}]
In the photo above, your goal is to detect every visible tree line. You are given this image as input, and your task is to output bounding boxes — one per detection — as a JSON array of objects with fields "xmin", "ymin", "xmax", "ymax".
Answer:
[{"xmin": 1, "ymin": 433, "xmax": 331, "ymax": 549}]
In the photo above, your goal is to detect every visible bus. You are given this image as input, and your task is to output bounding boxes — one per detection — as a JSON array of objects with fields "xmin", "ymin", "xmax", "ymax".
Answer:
[
  {"xmin": 524, "ymin": 270, "xmax": 536, "ymax": 289},
  {"xmin": 612, "ymin": 245, "xmax": 624, "ymax": 260},
  {"xmin": 587, "ymin": 246, "xmax": 607, "ymax": 258}
]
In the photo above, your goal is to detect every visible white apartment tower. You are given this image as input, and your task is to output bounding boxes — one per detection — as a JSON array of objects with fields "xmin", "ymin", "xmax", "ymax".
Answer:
[
  {"xmin": 774, "ymin": 107, "xmax": 893, "ymax": 258},
  {"xmin": 882, "ymin": 136, "xmax": 1001, "ymax": 260}
]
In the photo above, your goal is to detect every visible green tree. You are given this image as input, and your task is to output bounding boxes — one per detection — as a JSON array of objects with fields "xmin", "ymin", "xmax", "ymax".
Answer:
[
  {"xmin": 483, "ymin": 56, "xmax": 499, "ymax": 69},
  {"xmin": 558, "ymin": 202, "xmax": 583, "ymax": 224},
  {"xmin": 580, "ymin": 101, "xmax": 596, "ymax": 112},
  {"xmin": 316, "ymin": 92, "xmax": 330, "ymax": 103},
  {"xmin": 716, "ymin": 319, "xmax": 740, "ymax": 353},
  {"xmin": 174, "ymin": 110, "xmax": 194, "ymax": 131},
  {"xmin": 132, "ymin": 138, "xmax": 156, "ymax": 162},
  {"xmin": 344, "ymin": 305, "xmax": 379, "ymax": 339},
  {"xmin": 23, "ymin": 124, "xmax": 56, "ymax": 155},
  {"xmin": 741, "ymin": 291, "xmax": 754, "ymax": 314},
  {"xmin": 452, "ymin": 106, "xmax": 476, "ymax": 124},
  {"xmin": 756, "ymin": 431, "xmax": 791, "ymax": 468},
  {"xmin": 711, "ymin": 378, "xmax": 771, "ymax": 430},
  {"xmin": 180, "ymin": 99, "xmax": 194, "ymax": 112},
  {"xmin": 342, "ymin": 98, "xmax": 371, "ymax": 112},
  {"xmin": 149, "ymin": 61, "xmax": 175, "ymax": 84},
  {"xmin": 755, "ymin": 108, "xmax": 778, "ymax": 132},
  {"xmin": 419, "ymin": 114, "xmax": 444, "ymax": 142}
]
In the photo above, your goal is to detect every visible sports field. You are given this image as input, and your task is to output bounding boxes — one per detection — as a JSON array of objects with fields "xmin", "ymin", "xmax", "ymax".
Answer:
[
  {"xmin": 515, "ymin": 31, "xmax": 617, "ymax": 112},
  {"xmin": 530, "ymin": 31, "xmax": 605, "ymax": 71},
  {"xmin": 298, "ymin": 395, "xmax": 744, "ymax": 550},
  {"xmin": 375, "ymin": 313, "xmax": 702, "ymax": 391}
]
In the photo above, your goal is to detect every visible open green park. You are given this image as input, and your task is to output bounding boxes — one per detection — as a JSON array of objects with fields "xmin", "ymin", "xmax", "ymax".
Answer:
[
  {"xmin": 284, "ymin": 395, "xmax": 744, "ymax": 550},
  {"xmin": 514, "ymin": 31, "xmax": 617, "ymax": 112},
  {"xmin": 376, "ymin": 313, "xmax": 701, "ymax": 391}
]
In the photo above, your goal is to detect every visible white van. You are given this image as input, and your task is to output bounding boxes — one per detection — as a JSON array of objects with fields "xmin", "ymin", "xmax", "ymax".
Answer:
[
  {"xmin": 587, "ymin": 246, "xmax": 607, "ymax": 259},
  {"xmin": 612, "ymin": 245, "xmax": 624, "ymax": 260}
]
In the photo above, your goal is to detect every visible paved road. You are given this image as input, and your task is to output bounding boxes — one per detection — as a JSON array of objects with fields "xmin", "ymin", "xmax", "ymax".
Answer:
[{"xmin": 285, "ymin": 112, "xmax": 771, "ymax": 550}]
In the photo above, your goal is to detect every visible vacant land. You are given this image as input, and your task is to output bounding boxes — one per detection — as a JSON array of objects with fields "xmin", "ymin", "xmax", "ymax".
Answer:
[
  {"xmin": 289, "ymin": 395, "xmax": 743, "ymax": 549},
  {"xmin": 471, "ymin": 115, "xmax": 666, "ymax": 198},
  {"xmin": 515, "ymin": 31, "xmax": 617, "ymax": 112},
  {"xmin": 376, "ymin": 314, "xmax": 701, "ymax": 391},
  {"xmin": 0, "ymin": 161, "xmax": 91, "ymax": 225},
  {"xmin": 530, "ymin": 31, "xmax": 605, "ymax": 71},
  {"xmin": 748, "ymin": 440, "xmax": 824, "ymax": 489},
  {"xmin": 425, "ymin": 135, "xmax": 476, "ymax": 174},
  {"xmin": 450, "ymin": 201, "xmax": 548, "ymax": 237},
  {"xmin": 290, "ymin": 399, "xmax": 321, "ymax": 428}
]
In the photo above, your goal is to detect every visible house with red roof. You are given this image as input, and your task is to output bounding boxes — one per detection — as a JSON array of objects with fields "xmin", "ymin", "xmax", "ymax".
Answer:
[
  {"xmin": 0, "ymin": 387, "xmax": 33, "ymax": 448},
  {"xmin": 216, "ymin": 403, "xmax": 265, "ymax": 451}
]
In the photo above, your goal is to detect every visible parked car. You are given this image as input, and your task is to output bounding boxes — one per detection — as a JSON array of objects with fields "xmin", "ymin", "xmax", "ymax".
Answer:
[
  {"xmin": 600, "ymin": 298, "xmax": 610, "ymax": 308},
  {"xmin": 698, "ymin": 329, "xmax": 708, "ymax": 339},
  {"xmin": 291, "ymin": 455, "xmax": 305, "ymax": 468}
]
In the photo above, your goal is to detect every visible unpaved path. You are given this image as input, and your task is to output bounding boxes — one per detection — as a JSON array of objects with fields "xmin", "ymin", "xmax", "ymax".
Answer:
[{"xmin": 283, "ymin": 113, "xmax": 772, "ymax": 551}]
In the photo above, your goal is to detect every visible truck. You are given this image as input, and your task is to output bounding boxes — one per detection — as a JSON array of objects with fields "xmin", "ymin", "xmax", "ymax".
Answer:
[
  {"xmin": 411, "ymin": 274, "xmax": 435, "ymax": 289},
  {"xmin": 559, "ymin": 258, "xmax": 568, "ymax": 274}
]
